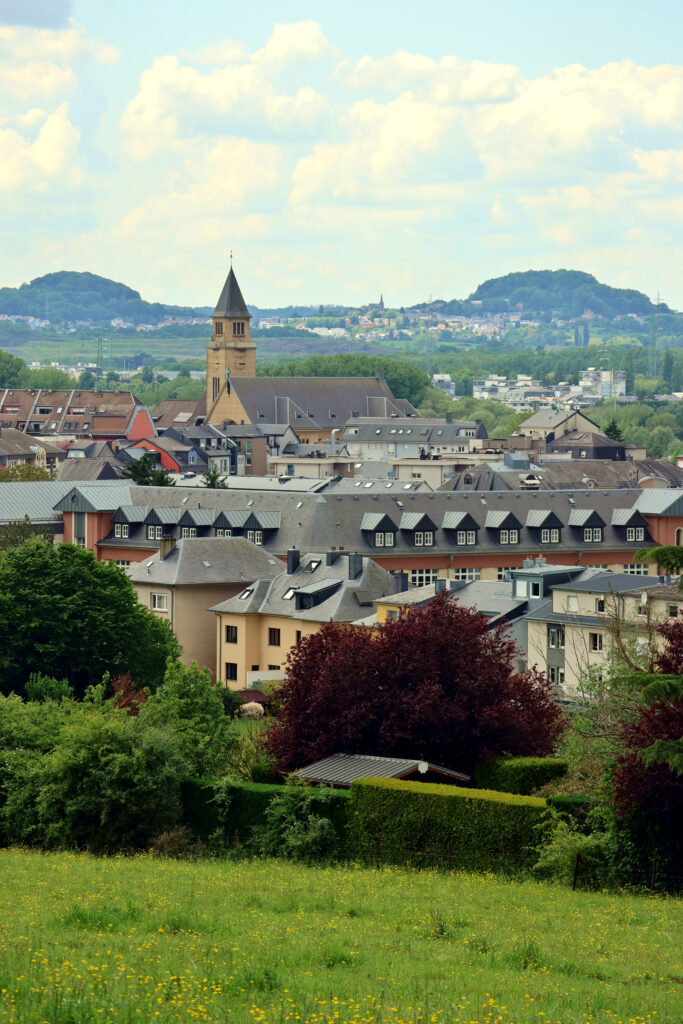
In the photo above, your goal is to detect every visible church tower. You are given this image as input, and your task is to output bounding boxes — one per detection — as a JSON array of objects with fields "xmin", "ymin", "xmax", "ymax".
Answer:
[{"xmin": 206, "ymin": 264, "xmax": 256, "ymax": 408}]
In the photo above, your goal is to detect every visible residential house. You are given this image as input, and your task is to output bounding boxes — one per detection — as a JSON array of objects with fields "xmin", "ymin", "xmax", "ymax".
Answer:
[
  {"xmin": 518, "ymin": 409, "xmax": 599, "ymax": 442},
  {"xmin": 340, "ymin": 417, "xmax": 487, "ymax": 461},
  {"xmin": 210, "ymin": 549, "xmax": 395, "ymax": 689},
  {"xmin": 0, "ymin": 388, "xmax": 155, "ymax": 440},
  {"xmin": 0, "ymin": 427, "xmax": 65, "ymax": 474},
  {"xmin": 128, "ymin": 536, "xmax": 280, "ymax": 680}
]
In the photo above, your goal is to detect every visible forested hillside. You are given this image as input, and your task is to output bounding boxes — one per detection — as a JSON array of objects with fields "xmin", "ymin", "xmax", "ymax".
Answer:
[
  {"xmin": 0, "ymin": 272, "xmax": 211, "ymax": 325},
  {"xmin": 467, "ymin": 269, "xmax": 660, "ymax": 318}
]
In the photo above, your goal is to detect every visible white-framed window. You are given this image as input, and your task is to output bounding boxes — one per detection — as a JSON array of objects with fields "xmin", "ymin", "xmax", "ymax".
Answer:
[
  {"xmin": 114, "ymin": 523, "xmax": 129, "ymax": 539},
  {"xmin": 147, "ymin": 525, "xmax": 162, "ymax": 540},
  {"xmin": 548, "ymin": 666, "xmax": 565, "ymax": 686},
  {"xmin": 181, "ymin": 527, "xmax": 197, "ymax": 539},
  {"xmin": 247, "ymin": 529, "xmax": 263, "ymax": 545},
  {"xmin": 584, "ymin": 527, "xmax": 602, "ymax": 542},
  {"xmin": 151, "ymin": 593, "xmax": 168, "ymax": 611},
  {"xmin": 626, "ymin": 527, "xmax": 645, "ymax": 542},
  {"xmin": 548, "ymin": 626, "xmax": 565, "ymax": 649},
  {"xmin": 589, "ymin": 632, "xmax": 603, "ymax": 652},
  {"xmin": 409, "ymin": 568, "xmax": 439, "ymax": 587},
  {"xmin": 623, "ymin": 563, "xmax": 649, "ymax": 575},
  {"xmin": 115, "ymin": 560, "xmax": 130, "ymax": 568},
  {"xmin": 500, "ymin": 530, "xmax": 518, "ymax": 545},
  {"xmin": 596, "ymin": 597, "xmax": 605, "ymax": 613},
  {"xmin": 414, "ymin": 531, "xmax": 434, "ymax": 547},
  {"xmin": 541, "ymin": 528, "xmax": 560, "ymax": 543},
  {"xmin": 216, "ymin": 528, "xmax": 232, "ymax": 538},
  {"xmin": 456, "ymin": 530, "xmax": 477, "ymax": 545},
  {"xmin": 146, "ymin": 525, "xmax": 155, "ymax": 540},
  {"xmin": 452, "ymin": 567, "xmax": 481, "ymax": 582},
  {"xmin": 567, "ymin": 595, "xmax": 579, "ymax": 612}
]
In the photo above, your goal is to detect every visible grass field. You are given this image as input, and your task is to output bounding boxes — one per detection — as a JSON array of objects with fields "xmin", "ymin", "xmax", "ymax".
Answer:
[{"xmin": 0, "ymin": 851, "xmax": 680, "ymax": 1024}]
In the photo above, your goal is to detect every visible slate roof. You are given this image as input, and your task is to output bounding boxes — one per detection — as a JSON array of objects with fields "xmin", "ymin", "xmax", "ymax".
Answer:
[
  {"xmin": 295, "ymin": 753, "xmax": 470, "ymax": 786},
  {"xmin": 438, "ymin": 460, "xmax": 683, "ymax": 492},
  {"xmin": 521, "ymin": 409, "xmax": 597, "ymax": 430},
  {"xmin": 85, "ymin": 484, "xmax": 659, "ymax": 559},
  {"xmin": 213, "ymin": 266, "xmax": 251, "ymax": 318},
  {"xmin": 550, "ymin": 573, "xmax": 659, "ymax": 595},
  {"xmin": 127, "ymin": 538, "xmax": 280, "ymax": 586},
  {"xmin": 341, "ymin": 418, "xmax": 486, "ymax": 442},
  {"xmin": 56, "ymin": 459, "xmax": 121, "ymax": 481},
  {"xmin": 228, "ymin": 376, "xmax": 417, "ymax": 430},
  {"xmin": 210, "ymin": 551, "xmax": 395, "ymax": 623}
]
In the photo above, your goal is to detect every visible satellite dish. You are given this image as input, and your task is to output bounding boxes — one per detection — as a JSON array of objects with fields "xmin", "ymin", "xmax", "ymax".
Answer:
[{"xmin": 417, "ymin": 761, "xmax": 428, "ymax": 774}]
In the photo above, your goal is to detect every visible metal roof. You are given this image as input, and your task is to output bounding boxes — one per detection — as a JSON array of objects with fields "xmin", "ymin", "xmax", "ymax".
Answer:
[
  {"xmin": 296, "ymin": 577, "xmax": 343, "ymax": 596},
  {"xmin": 184, "ymin": 508, "xmax": 216, "ymax": 527},
  {"xmin": 634, "ymin": 489, "xmax": 683, "ymax": 516},
  {"xmin": 525, "ymin": 509, "xmax": 554, "ymax": 528},
  {"xmin": 550, "ymin": 573, "xmax": 657, "ymax": 594},
  {"xmin": 254, "ymin": 510, "xmax": 281, "ymax": 530},
  {"xmin": 117, "ymin": 504, "xmax": 148, "ymax": 522},
  {"xmin": 485, "ymin": 509, "xmax": 513, "ymax": 529},
  {"xmin": 53, "ymin": 483, "xmax": 133, "ymax": 514},
  {"xmin": 360, "ymin": 511, "xmax": 388, "ymax": 531},
  {"xmin": 213, "ymin": 266, "xmax": 251, "ymax": 318},
  {"xmin": 611, "ymin": 508, "xmax": 640, "ymax": 526},
  {"xmin": 568, "ymin": 508, "xmax": 594, "ymax": 526},
  {"xmin": 398, "ymin": 511, "xmax": 429, "ymax": 530},
  {"xmin": 441, "ymin": 510, "xmax": 469, "ymax": 530},
  {"xmin": 295, "ymin": 753, "xmax": 469, "ymax": 787}
]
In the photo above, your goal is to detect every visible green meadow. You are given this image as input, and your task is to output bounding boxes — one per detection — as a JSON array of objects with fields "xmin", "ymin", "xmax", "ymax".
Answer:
[{"xmin": 0, "ymin": 850, "xmax": 680, "ymax": 1024}]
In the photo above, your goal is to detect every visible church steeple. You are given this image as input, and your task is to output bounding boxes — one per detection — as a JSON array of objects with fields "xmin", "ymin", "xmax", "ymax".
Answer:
[{"xmin": 207, "ymin": 262, "xmax": 256, "ymax": 419}]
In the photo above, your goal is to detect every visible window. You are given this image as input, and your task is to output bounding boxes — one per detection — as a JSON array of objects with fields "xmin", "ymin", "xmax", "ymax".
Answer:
[
  {"xmin": 548, "ymin": 666, "xmax": 565, "ymax": 686},
  {"xmin": 541, "ymin": 528, "xmax": 560, "ymax": 543},
  {"xmin": 268, "ymin": 627, "xmax": 281, "ymax": 646},
  {"xmin": 567, "ymin": 595, "xmax": 579, "ymax": 612},
  {"xmin": 147, "ymin": 525, "xmax": 163, "ymax": 541},
  {"xmin": 224, "ymin": 662, "xmax": 237, "ymax": 681},
  {"xmin": 451, "ymin": 567, "xmax": 481, "ymax": 582},
  {"xmin": 414, "ymin": 531, "xmax": 434, "ymax": 547},
  {"xmin": 596, "ymin": 597, "xmax": 605, "ymax": 613},
  {"xmin": 548, "ymin": 626, "xmax": 565, "ymax": 649},
  {"xmin": 668, "ymin": 605, "xmax": 679, "ymax": 619},
  {"xmin": 497, "ymin": 567, "xmax": 515, "ymax": 580},
  {"xmin": 283, "ymin": 588, "xmax": 296, "ymax": 600},
  {"xmin": 225, "ymin": 624, "xmax": 238, "ymax": 643},
  {"xmin": 589, "ymin": 632, "xmax": 603, "ymax": 652},
  {"xmin": 232, "ymin": 321, "xmax": 245, "ymax": 336},
  {"xmin": 268, "ymin": 665, "xmax": 280, "ymax": 671},
  {"xmin": 624, "ymin": 563, "xmax": 648, "ymax": 575},
  {"xmin": 385, "ymin": 608, "xmax": 400, "ymax": 620},
  {"xmin": 114, "ymin": 523, "xmax": 129, "ymax": 539},
  {"xmin": 500, "ymin": 529, "xmax": 518, "ymax": 545},
  {"xmin": 216, "ymin": 528, "xmax": 232, "ymax": 538},
  {"xmin": 456, "ymin": 530, "xmax": 476, "ymax": 546},
  {"xmin": 584, "ymin": 527, "xmax": 602, "ymax": 542},
  {"xmin": 295, "ymin": 630, "xmax": 302, "ymax": 644},
  {"xmin": 626, "ymin": 527, "xmax": 645, "ymax": 542},
  {"xmin": 215, "ymin": 321, "xmax": 223, "ymax": 335},
  {"xmin": 374, "ymin": 531, "xmax": 394, "ymax": 547},
  {"xmin": 151, "ymin": 593, "xmax": 168, "ymax": 611},
  {"xmin": 303, "ymin": 560, "xmax": 320, "ymax": 573},
  {"xmin": 115, "ymin": 560, "xmax": 130, "ymax": 568},
  {"xmin": 530, "ymin": 581, "xmax": 541, "ymax": 597},
  {"xmin": 409, "ymin": 568, "xmax": 439, "ymax": 587},
  {"xmin": 247, "ymin": 530, "xmax": 263, "ymax": 545},
  {"xmin": 181, "ymin": 527, "xmax": 197, "ymax": 539}
]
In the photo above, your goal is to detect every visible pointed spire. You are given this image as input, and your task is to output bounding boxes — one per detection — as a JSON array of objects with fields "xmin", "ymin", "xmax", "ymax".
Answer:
[{"xmin": 213, "ymin": 266, "xmax": 251, "ymax": 318}]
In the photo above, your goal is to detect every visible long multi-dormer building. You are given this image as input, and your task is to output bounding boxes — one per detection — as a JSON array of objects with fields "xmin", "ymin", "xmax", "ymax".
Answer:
[{"xmin": 51, "ymin": 481, "xmax": 682, "ymax": 584}]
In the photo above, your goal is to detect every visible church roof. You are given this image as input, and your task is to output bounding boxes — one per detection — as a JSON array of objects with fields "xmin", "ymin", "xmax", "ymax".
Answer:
[{"xmin": 213, "ymin": 266, "xmax": 251, "ymax": 319}]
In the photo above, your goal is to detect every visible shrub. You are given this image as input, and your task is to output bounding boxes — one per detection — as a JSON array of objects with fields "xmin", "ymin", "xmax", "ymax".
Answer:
[
  {"xmin": 4, "ymin": 711, "xmax": 187, "ymax": 852},
  {"xmin": 475, "ymin": 756, "xmax": 568, "ymax": 795},
  {"xmin": 240, "ymin": 702, "xmax": 264, "ymax": 719},
  {"xmin": 546, "ymin": 793, "xmax": 595, "ymax": 828},
  {"xmin": 24, "ymin": 673, "xmax": 73, "ymax": 703},
  {"xmin": 210, "ymin": 779, "xmax": 285, "ymax": 849},
  {"xmin": 254, "ymin": 781, "xmax": 348, "ymax": 861},
  {"xmin": 533, "ymin": 810, "xmax": 617, "ymax": 889},
  {"xmin": 347, "ymin": 777, "xmax": 548, "ymax": 873}
]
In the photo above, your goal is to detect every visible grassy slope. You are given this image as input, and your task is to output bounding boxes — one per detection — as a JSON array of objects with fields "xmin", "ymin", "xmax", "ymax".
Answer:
[{"xmin": 0, "ymin": 851, "xmax": 680, "ymax": 1024}]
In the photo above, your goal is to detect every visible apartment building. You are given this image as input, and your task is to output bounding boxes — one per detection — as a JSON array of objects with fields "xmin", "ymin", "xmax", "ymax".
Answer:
[{"xmin": 211, "ymin": 550, "xmax": 395, "ymax": 689}]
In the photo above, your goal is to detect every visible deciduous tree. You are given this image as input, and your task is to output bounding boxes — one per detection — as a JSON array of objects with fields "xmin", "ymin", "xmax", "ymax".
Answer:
[{"xmin": 266, "ymin": 595, "xmax": 563, "ymax": 774}]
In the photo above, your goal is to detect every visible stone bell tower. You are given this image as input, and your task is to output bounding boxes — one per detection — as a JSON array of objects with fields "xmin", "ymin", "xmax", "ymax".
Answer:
[{"xmin": 206, "ymin": 264, "xmax": 256, "ymax": 412}]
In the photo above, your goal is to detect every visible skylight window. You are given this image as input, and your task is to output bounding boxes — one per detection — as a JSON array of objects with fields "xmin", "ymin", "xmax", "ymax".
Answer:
[
  {"xmin": 238, "ymin": 588, "xmax": 253, "ymax": 600},
  {"xmin": 283, "ymin": 588, "xmax": 297, "ymax": 599},
  {"xmin": 303, "ymin": 560, "xmax": 320, "ymax": 573},
  {"xmin": 364, "ymin": 481, "xmax": 373, "ymax": 488}
]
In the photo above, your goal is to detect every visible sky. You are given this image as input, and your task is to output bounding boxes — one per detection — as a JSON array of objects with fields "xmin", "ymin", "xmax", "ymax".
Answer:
[{"xmin": 2, "ymin": 0, "xmax": 683, "ymax": 309}]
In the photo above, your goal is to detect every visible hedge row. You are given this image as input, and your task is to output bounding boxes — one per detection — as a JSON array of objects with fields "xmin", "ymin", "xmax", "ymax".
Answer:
[
  {"xmin": 474, "ymin": 756, "xmax": 568, "ymax": 795},
  {"xmin": 346, "ymin": 777, "xmax": 549, "ymax": 872}
]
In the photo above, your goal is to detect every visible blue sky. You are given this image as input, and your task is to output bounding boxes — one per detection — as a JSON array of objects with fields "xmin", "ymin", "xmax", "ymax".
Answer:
[{"xmin": 2, "ymin": 0, "xmax": 683, "ymax": 309}]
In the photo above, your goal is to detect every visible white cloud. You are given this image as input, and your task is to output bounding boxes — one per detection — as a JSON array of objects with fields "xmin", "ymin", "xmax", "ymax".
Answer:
[
  {"xmin": 0, "ymin": 102, "xmax": 81, "ymax": 190},
  {"xmin": 341, "ymin": 51, "xmax": 518, "ymax": 103},
  {"xmin": 121, "ymin": 25, "xmax": 332, "ymax": 160},
  {"xmin": 633, "ymin": 147, "xmax": 683, "ymax": 180},
  {"xmin": 0, "ymin": 21, "xmax": 120, "ymax": 64}
]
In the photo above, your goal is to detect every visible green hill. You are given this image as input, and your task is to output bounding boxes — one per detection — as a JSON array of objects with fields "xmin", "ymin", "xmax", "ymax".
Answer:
[
  {"xmin": 0, "ymin": 271, "xmax": 211, "ymax": 325},
  {"xmin": 468, "ymin": 269, "xmax": 662, "ymax": 318}
]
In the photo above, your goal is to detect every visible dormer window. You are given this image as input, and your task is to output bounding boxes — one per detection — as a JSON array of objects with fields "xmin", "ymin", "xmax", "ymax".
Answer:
[
  {"xmin": 626, "ymin": 527, "xmax": 645, "ymax": 542},
  {"xmin": 500, "ymin": 529, "xmax": 518, "ymax": 545},
  {"xmin": 414, "ymin": 531, "xmax": 434, "ymax": 547},
  {"xmin": 374, "ymin": 531, "xmax": 395, "ymax": 547},
  {"xmin": 456, "ymin": 530, "xmax": 476, "ymax": 545},
  {"xmin": 541, "ymin": 529, "xmax": 560, "ymax": 543},
  {"xmin": 584, "ymin": 528, "xmax": 602, "ymax": 542}
]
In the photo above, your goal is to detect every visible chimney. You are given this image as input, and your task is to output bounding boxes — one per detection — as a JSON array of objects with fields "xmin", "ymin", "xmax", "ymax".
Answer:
[
  {"xmin": 326, "ymin": 551, "xmax": 340, "ymax": 566},
  {"xmin": 393, "ymin": 571, "xmax": 409, "ymax": 594},
  {"xmin": 435, "ymin": 579, "xmax": 447, "ymax": 595},
  {"xmin": 159, "ymin": 535, "xmax": 177, "ymax": 560},
  {"xmin": 348, "ymin": 553, "xmax": 363, "ymax": 580},
  {"xmin": 287, "ymin": 549, "xmax": 300, "ymax": 574}
]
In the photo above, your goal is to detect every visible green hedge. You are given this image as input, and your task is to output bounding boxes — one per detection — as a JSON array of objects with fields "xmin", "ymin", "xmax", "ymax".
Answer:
[
  {"xmin": 181, "ymin": 778, "xmax": 349, "ymax": 850},
  {"xmin": 347, "ymin": 777, "xmax": 548, "ymax": 873},
  {"xmin": 474, "ymin": 756, "xmax": 568, "ymax": 795}
]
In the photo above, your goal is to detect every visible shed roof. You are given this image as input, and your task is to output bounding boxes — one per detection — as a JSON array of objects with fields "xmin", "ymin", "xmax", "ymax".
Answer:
[{"xmin": 295, "ymin": 753, "xmax": 469, "ymax": 787}]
